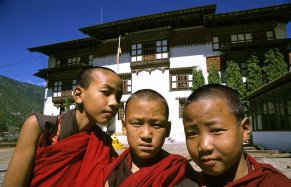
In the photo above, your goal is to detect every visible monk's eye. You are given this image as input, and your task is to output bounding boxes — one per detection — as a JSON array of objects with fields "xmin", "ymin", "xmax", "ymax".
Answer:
[
  {"xmin": 100, "ymin": 89, "xmax": 110, "ymax": 96},
  {"xmin": 130, "ymin": 121, "xmax": 142, "ymax": 127},
  {"xmin": 210, "ymin": 128, "xmax": 225, "ymax": 135},
  {"xmin": 153, "ymin": 124, "xmax": 163, "ymax": 129},
  {"xmin": 186, "ymin": 131, "xmax": 198, "ymax": 138}
]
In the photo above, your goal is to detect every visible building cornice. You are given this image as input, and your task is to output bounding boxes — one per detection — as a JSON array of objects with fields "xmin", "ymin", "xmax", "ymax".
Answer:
[
  {"xmin": 79, "ymin": 5, "xmax": 216, "ymax": 40},
  {"xmin": 203, "ymin": 3, "xmax": 291, "ymax": 26}
]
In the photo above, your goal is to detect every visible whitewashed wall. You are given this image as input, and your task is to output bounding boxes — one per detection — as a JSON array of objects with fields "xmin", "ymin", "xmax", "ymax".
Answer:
[
  {"xmin": 43, "ymin": 43, "xmax": 218, "ymax": 142},
  {"xmin": 43, "ymin": 88, "xmax": 60, "ymax": 115}
]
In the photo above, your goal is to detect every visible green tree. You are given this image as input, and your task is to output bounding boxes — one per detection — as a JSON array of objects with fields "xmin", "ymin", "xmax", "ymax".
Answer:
[
  {"xmin": 208, "ymin": 62, "xmax": 220, "ymax": 84},
  {"xmin": 246, "ymin": 55, "xmax": 264, "ymax": 96},
  {"xmin": 262, "ymin": 48, "xmax": 288, "ymax": 83},
  {"xmin": 225, "ymin": 60, "xmax": 247, "ymax": 113},
  {"xmin": 0, "ymin": 113, "xmax": 8, "ymax": 132},
  {"xmin": 0, "ymin": 121, "xmax": 8, "ymax": 133},
  {"xmin": 192, "ymin": 67, "xmax": 205, "ymax": 91},
  {"xmin": 63, "ymin": 96, "xmax": 75, "ymax": 112}
]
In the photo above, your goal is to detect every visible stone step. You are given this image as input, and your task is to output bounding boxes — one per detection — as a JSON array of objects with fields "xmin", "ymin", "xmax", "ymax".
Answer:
[
  {"xmin": 243, "ymin": 146, "xmax": 257, "ymax": 150},
  {"xmin": 245, "ymin": 149, "xmax": 280, "ymax": 154},
  {"xmin": 248, "ymin": 152, "xmax": 291, "ymax": 158}
]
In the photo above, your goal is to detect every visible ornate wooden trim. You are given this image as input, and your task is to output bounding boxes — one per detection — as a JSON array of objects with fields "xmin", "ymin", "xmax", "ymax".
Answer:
[
  {"xmin": 209, "ymin": 22, "xmax": 276, "ymax": 35},
  {"xmin": 169, "ymin": 67, "xmax": 193, "ymax": 74},
  {"xmin": 118, "ymin": 73, "xmax": 132, "ymax": 79},
  {"xmin": 52, "ymin": 91, "xmax": 74, "ymax": 104},
  {"xmin": 131, "ymin": 60, "xmax": 169, "ymax": 74}
]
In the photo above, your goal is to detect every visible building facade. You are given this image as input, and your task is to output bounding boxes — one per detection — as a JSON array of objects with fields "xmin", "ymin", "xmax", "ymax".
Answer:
[
  {"xmin": 249, "ymin": 72, "xmax": 291, "ymax": 152},
  {"xmin": 29, "ymin": 4, "xmax": 291, "ymax": 142}
]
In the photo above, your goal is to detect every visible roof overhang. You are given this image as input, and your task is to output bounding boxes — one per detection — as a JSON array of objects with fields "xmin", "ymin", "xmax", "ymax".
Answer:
[
  {"xmin": 28, "ymin": 37, "xmax": 100, "ymax": 56},
  {"xmin": 79, "ymin": 4, "xmax": 216, "ymax": 40},
  {"xmin": 248, "ymin": 71, "xmax": 291, "ymax": 100},
  {"xmin": 203, "ymin": 3, "xmax": 291, "ymax": 26}
]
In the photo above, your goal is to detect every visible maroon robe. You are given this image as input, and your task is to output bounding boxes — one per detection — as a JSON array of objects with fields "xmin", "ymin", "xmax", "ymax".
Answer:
[
  {"xmin": 225, "ymin": 154, "xmax": 291, "ymax": 187},
  {"xmin": 29, "ymin": 110, "xmax": 117, "ymax": 187},
  {"xmin": 103, "ymin": 148, "xmax": 189, "ymax": 187},
  {"xmin": 192, "ymin": 153, "xmax": 291, "ymax": 187}
]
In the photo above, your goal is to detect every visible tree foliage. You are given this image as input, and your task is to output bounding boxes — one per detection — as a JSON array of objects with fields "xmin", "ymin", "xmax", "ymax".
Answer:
[
  {"xmin": 0, "ymin": 123, "xmax": 8, "ymax": 133},
  {"xmin": 225, "ymin": 60, "xmax": 245, "ymax": 97},
  {"xmin": 246, "ymin": 55, "xmax": 264, "ymax": 96},
  {"xmin": 192, "ymin": 67, "xmax": 205, "ymax": 91},
  {"xmin": 208, "ymin": 61, "xmax": 220, "ymax": 84},
  {"xmin": 262, "ymin": 48, "xmax": 288, "ymax": 83}
]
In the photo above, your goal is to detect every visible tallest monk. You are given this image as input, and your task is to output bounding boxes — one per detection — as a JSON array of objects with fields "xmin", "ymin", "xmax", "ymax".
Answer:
[{"xmin": 3, "ymin": 67, "xmax": 123, "ymax": 187}]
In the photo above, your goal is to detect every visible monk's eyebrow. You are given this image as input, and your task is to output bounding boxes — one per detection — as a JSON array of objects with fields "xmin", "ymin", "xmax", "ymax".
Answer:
[{"xmin": 185, "ymin": 123, "xmax": 197, "ymax": 129}]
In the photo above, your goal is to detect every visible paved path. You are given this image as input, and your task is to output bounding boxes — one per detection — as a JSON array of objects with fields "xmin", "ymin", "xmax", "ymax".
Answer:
[{"xmin": 1, "ymin": 143, "xmax": 291, "ymax": 185}]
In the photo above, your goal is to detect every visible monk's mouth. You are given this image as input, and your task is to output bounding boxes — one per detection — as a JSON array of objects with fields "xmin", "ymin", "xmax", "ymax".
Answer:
[{"xmin": 138, "ymin": 145, "xmax": 154, "ymax": 151}]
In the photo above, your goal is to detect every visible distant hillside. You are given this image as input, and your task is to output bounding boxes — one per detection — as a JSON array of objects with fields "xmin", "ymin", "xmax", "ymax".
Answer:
[{"xmin": 0, "ymin": 76, "xmax": 45, "ymax": 131}]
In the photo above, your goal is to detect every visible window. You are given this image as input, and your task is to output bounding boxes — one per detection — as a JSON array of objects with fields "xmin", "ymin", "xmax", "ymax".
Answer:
[
  {"xmin": 212, "ymin": 36, "xmax": 219, "ymax": 50},
  {"xmin": 178, "ymin": 98, "xmax": 186, "ymax": 118},
  {"xmin": 131, "ymin": 43, "xmax": 142, "ymax": 62},
  {"xmin": 266, "ymin": 31, "xmax": 274, "ymax": 40},
  {"xmin": 53, "ymin": 81, "xmax": 62, "ymax": 97},
  {"xmin": 131, "ymin": 40, "xmax": 169, "ymax": 62},
  {"xmin": 238, "ymin": 62, "xmax": 247, "ymax": 77},
  {"xmin": 119, "ymin": 73, "xmax": 132, "ymax": 94},
  {"xmin": 118, "ymin": 102, "xmax": 125, "ymax": 120},
  {"xmin": 71, "ymin": 80, "xmax": 77, "ymax": 95},
  {"xmin": 88, "ymin": 55, "xmax": 94, "ymax": 65},
  {"xmin": 156, "ymin": 40, "xmax": 168, "ymax": 59},
  {"xmin": 170, "ymin": 69, "xmax": 193, "ymax": 90},
  {"xmin": 231, "ymin": 33, "xmax": 252, "ymax": 43},
  {"xmin": 56, "ymin": 60, "xmax": 61, "ymax": 67},
  {"xmin": 122, "ymin": 79, "xmax": 132, "ymax": 94},
  {"xmin": 68, "ymin": 57, "xmax": 81, "ymax": 65}
]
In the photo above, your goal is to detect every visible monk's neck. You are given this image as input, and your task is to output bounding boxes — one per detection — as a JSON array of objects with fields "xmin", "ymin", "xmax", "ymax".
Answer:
[
  {"xmin": 131, "ymin": 162, "xmax": 140, "ymax": 173},
  {"xmin": 75, "ymin": 109, "xmax": 95, "ymax": 132},
  {"xmin": 130, "ymin": 150, "xmax": 165, "ymax": 173},
  {"xmin": 233, "ymin": 154, "xmax": 249, "ymax": 181}
]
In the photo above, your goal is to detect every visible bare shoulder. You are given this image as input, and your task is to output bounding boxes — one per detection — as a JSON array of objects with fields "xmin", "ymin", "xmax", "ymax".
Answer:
[
  {"xmin": 16, "ymin": 115, "xmax": 41, "ymax": 149},
  {"xmin": 2, "ymin": 115, "xmax": 41, "ymax": 186},
  {"xmin": 21, "ymin": 115, "xmax": 41, "ymax": 135}
]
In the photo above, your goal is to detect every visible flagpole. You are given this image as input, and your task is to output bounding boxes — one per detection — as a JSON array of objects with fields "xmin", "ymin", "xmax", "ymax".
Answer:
[{"xmin": 116, "ymin": 35, "xmax": 121, "ymax": 73}]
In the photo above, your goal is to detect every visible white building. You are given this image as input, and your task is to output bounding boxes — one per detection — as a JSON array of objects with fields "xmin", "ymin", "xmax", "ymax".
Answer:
[{"xmin": 29, "ymin": 4, "xmax": 291, "ymax": 142}]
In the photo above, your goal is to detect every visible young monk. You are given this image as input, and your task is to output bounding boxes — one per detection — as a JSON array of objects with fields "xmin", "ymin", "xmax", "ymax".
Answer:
[
  {"xmin": 3, "ymin": 67, "xmax": 123, "ymax": 187},
  {"xmin": 179, "ymin": 84, "xmax": 291, "ymax": 186},
  {"xmin": 103, "ymin": 89, "xmax": 195, "ymax": 186}
]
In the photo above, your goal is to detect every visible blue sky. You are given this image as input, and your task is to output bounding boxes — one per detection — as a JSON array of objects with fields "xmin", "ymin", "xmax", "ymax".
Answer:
[{"xmin": 0, "ymin": 0, "xmax": 290, "ymax": 86}]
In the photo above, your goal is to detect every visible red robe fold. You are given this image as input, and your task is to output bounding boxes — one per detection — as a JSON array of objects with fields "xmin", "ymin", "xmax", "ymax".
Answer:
[
  {"xmin": 194, "ymin": 153, "xmax": 291, "ymax": 187},
  {"xmin": 225, "ymin": 154, "xmax": 291, "ymax": 187},
  {"xmin": 103, "ymin": 148, "xmax": 188, "ymax": 187},
  {"xmin": 30, "ymin": 126, "xmax": 116, "ymax": 187}
]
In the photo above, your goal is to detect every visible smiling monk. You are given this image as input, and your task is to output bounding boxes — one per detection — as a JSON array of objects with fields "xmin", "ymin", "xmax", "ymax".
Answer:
[{"xmin": 177, "ymin": 84, "xmax": 291, "ymax": 187}]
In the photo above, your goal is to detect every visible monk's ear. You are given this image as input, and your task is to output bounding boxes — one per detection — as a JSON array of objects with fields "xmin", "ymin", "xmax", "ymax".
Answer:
[
  {"xmin": 165, "ymin": 121, "xmax": 171, "ymax": 137},
  {"xmin": 73, "ymin": 86, "xmax": 83, "ymax": 105},
  {"xmin": 240, "ymin": 117, "xmax": 250, "ymax": 142},
  {"xmin": 122, "ymin": 119, "xmax": 127, "ymax": 136}
]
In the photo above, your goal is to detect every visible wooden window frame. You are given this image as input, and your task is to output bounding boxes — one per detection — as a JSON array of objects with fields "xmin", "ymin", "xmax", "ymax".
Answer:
[
  {"xmin": 170, "ymin": 70, "xmax": 192, "ymax": 91},
  {"xmin": 53, "ymin": 81, "xmax": 62, "ymax": 97},
  {"xmin": 118, "ymin": 102, "xmax": 125, "ymax": 120}
]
